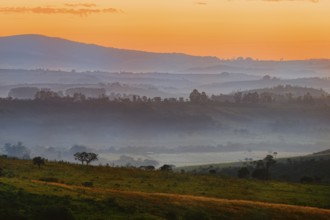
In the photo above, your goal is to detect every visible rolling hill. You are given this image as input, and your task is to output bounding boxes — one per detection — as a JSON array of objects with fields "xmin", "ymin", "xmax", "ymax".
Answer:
[
  {"xmin": 0, "ymin": 156, "xmax": 330, "ymax": 219},
  {"xmin": 1, "ymin": 34, "xmax": 330, "ymax": 78},
  {"xmin": 0, "ymin": 34, "xmax": 219, "ymax": 72}
]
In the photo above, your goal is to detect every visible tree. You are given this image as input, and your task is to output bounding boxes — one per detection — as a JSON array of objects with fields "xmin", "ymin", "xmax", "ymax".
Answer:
[
  {"xmin": 264, "ymin": 154, "xmax": 276, "ymax": 180},
  {"xmin": 74, "ymin": 152, "xmax": 87, "ymax": 165},
  {"xmin": 200, "ymin": 92, "xmax": 208, "ymax": 103},
  {"xmin": 189, "ymin": 89, "xmax": 201, "ymax": 103},
  {"xmin": 251, "ymin": 154, "xmax": 276, "ymax": 180},
  {"xmin": 189, "ymin": 89, "xmax": 209, "ymax": 103},
  {"xmin": 33, "ymin": 156, "xmax": 45, "ymax": 168},
  {"xmin": 159, "ymin": 164, "xmax": 173, "ymax": 171},
  {"xmin": 74, "ymin": 152, "xmax": 98, "ymax": 165},
  {"xmin": 85, "ymin": 152, "xmax": 98, "ymax": 165}
]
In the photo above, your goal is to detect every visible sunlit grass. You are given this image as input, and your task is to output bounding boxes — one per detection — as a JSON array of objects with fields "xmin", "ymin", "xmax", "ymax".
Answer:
[{"xmin": 1, "ymin": 156, "xmax": 330, "ymax": 219}]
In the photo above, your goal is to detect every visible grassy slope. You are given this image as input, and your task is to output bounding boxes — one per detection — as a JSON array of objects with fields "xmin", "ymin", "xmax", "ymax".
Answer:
[
  {"xmin": 1, "ymin": 157, "xmax": 330, "ymax": 219},
  {"xmin": 180, "ymin": 151, "xmax": 330, "ymax": 172}
]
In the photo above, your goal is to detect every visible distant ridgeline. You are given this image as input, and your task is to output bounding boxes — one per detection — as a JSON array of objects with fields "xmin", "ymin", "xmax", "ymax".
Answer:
[
  {"xmin": 211, "ymin": 85, "xmax": 328, "ymax": 104},
  {"xmin": 6, "ymin": 85, "xmax": 330, "ymax": 105},
  {"xmin": 8, "ymin": 87, "xmax": 106, "ymax": 100}
]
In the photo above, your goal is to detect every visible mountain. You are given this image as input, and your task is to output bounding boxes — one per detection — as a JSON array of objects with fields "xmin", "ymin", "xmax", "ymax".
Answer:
[
  {"xmin": 0, "ymin": 34, "xmax": 220, "ymax": 72},
  {"xmin": 1, "ymin": 34, "xmax": 329, "ymax": 77}
]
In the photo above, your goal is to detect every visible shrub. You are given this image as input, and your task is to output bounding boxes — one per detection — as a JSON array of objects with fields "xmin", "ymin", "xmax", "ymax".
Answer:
[{"xmin": 82, "ymin": 182, "xmax": 93, "ymax": 187}]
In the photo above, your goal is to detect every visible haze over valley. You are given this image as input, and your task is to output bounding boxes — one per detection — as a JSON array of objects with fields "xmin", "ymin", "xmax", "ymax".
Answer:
[{"xmin": 1, "ymin": 35, "xmax": 330, "ymax": 166}]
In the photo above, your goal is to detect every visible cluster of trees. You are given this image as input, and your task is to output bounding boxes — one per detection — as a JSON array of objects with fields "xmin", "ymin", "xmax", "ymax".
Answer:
[
  {"xmin": 4, "ymin": 86, "xmax": 330, "ymax": 106},
  {"xmin": 237, "ymin": 155, "xmax": 276, "ymax": 180},
  {"xmin": 212, "ymin": 88, "xmax": 329, "ymax": 105},
  {"xmin": 189, "ymin": 89, "xmax": 208, "ymax": 103}
]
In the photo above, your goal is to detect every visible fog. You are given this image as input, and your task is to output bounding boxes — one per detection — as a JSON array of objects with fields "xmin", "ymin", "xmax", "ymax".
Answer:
[
  {"xmin": 1, "ymin": 95, "xmax": 329, "ymax": 166},
  {"xmin": 1, "ymin": 36, "xmax": 330, "ymax": 167}
]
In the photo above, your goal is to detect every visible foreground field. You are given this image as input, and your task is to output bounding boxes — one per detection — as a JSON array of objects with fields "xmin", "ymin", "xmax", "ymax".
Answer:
[{"xmin": 1, "ymin": 157, "xmax": 330, "ymax": 219}]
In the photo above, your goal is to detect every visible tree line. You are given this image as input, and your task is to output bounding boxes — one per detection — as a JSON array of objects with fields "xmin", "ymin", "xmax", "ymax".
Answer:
[{"xmin": 2, "ymin": 87, "xmax": 330, "ymax": 106}]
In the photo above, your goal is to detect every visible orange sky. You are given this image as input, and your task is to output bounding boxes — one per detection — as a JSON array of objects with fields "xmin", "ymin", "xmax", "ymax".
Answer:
[{"xmin": 1, "ymin": 0, "xmax": 330, "ymax": 60}]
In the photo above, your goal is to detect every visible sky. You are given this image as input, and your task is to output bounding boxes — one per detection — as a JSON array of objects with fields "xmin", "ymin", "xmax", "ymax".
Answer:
[{"xmin": 1, "ymin": 0, "xmax": 330, "ymax": 60}]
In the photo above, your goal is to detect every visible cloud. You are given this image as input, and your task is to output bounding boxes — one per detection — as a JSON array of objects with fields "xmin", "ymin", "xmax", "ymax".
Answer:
[
  {"xmin": 195, "ymin": 2, "xmax": 208, "ymax": 5},
  {"xmin": 64, "ymin": 3, "xmax": 97, "ymax": 8},
  {"xmin": 0, "ymin": 6, "xmax": 123, "ymax": 16}
]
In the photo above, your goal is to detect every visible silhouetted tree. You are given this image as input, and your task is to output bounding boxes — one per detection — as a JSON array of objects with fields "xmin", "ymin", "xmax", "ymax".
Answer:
[
  {"xmin": 85, "ymin": 152, "xmax": 98, "ymax": 165},
  {"xmin": 33, "ymin": 156, "xmax": 45, "ymax": 168},
  {"xmin": 74, "ymin": 152, "xmax": 98, "ymax": 165},
  {"xmin": 189, "ymin": 89, "xmax": 208, "ymax": 103},
  {"xmin": 74, "ymin": 152, "xmax": 87, "ymax": 165},
  {"xmin": 189, "ymin": 89, "xmax": 201, "ymax": 103},
  {"xmin": 264, "ymin": 155, "xmax": 276, "ymax": 180},
  {"xmin": 251, "ymin": 155, "xmax": 276, "ymax": 180},
  {"xmin": 160, "ymin": 164, "xmax": 173, "ymax": 171}
]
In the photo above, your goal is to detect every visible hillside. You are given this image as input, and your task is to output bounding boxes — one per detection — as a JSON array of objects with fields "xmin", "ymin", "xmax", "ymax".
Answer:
[
  {"xmin": 0, "ymin": 156, "xmax": 330, "ymax": 219},
  {"xmin": 1, "ymin": 35, "xmax": 330, "ymax": 78},
  {"xmin": 0, "ymin": 35, "xmax": 219, "ymax": 72},
  {"xmin": 242, "ymin": 85, "xmax": 327, "ymax": 97},
  {"xmin": 180, "ymin": 150, "xmax": 330, "ymax": 183}
]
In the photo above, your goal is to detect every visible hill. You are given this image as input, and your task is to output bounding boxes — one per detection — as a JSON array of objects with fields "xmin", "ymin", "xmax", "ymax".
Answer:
[
  {"xmin": 0, "ymin": 34, "xmax": 219, "ymax": 72},
  {"xmin": 188, "ymin": 59, "xmax": 330, "ymax": 78},
  {"xmin": 201, "ymin": 77, "xmax": 330, "ymax": 94},
  {"xmin": 0, "ymin": 156, "xmax": 330, "ymax": 219},
  {"xmin": 242, "ymin": 84, "xmax": 327, "ymax": 97},
  {"xmin": 1, "ymin": 35, "xmax": 330, "ymax": 78},
  {"xmin": 180, "ymin": 150, "xmax": 330, "ymax": 184}
]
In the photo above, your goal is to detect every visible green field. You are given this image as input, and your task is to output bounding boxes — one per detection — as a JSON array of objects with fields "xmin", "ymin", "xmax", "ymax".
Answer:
[{"xmin": 1, "ymin": 156, "xmax": 330, "ymax": 219}]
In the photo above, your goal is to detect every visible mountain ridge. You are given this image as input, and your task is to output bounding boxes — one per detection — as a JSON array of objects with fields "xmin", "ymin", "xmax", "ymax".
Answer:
[
  {"xmin": 0, "ymin": 34, "xmax": 220, "ymax": 72},
  {"xmin": 1, "ymin": 34, "xmax": 330, "ymax": 77}
]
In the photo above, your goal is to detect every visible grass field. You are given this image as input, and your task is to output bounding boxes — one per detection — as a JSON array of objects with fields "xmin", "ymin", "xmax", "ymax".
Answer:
[{"xmin": 1, "ymin": 156, "xmax": 330, "ymax": 219}]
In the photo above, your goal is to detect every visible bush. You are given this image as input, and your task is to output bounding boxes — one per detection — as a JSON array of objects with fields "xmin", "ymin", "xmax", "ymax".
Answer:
[{"xmin": 82, "ymin": 182, "xmax": 93, "ymax": 187}]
